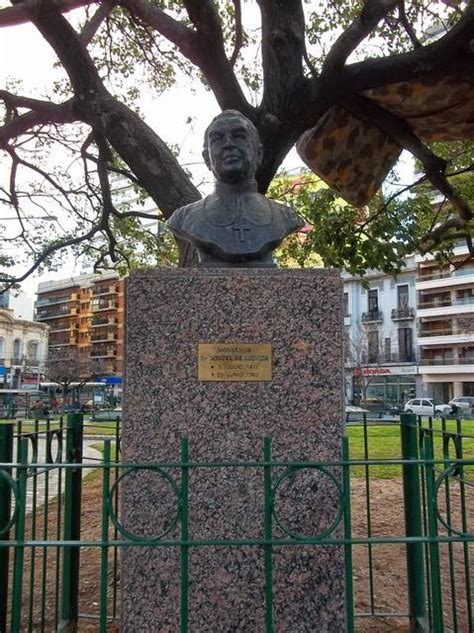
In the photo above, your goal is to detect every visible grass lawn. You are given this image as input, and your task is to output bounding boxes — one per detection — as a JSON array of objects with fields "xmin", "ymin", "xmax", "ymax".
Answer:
[
  {"xmin": 2, "ymin": 417, "xmax": 472, "ymax": 480},
  {"xmin": 346, "ymin": 418, "xmax": 474, "ymax": 479},
  {"xmin": 0, "ymin": 418, "xmax": 119, "ymax": 436}
]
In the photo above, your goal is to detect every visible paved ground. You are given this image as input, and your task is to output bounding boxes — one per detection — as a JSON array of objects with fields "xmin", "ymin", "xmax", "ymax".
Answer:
[{"xmin": 11, "ymin": 437, "xmax": 103, "ymax": 513}]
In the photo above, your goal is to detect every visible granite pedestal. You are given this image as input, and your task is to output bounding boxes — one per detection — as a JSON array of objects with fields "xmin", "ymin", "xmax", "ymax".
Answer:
[{"xmin": 122, "ymin": 268, "xmax": 345, "ymax": 632}]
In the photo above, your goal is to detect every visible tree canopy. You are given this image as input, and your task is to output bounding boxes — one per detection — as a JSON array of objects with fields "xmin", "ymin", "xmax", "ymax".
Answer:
[{"xmin": 0, "ymin": 0, "xmax": 473, "ymax": 288}]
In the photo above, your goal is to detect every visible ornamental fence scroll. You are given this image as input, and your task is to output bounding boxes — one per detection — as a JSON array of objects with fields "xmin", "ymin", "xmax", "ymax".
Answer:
[{"xmin": 0, "ymin": 414, "xmax": 473, "ymax": 632}]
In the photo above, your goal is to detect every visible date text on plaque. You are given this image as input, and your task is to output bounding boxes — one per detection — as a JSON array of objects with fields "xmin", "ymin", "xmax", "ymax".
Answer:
[{"xmin": 198, "ymin": 343, "xmax": 272, "ymax": 382}]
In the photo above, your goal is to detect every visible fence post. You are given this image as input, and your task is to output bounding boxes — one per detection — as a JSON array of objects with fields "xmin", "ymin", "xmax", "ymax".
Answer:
[
  {"xmin": 422, "ymin": 428, "xmax": 444, "ymax": 633},
  {"xmin": 342, "ymin": 436, "xmax": 355, "ymax": 633},
  {"xmin": 400, "ymin": 413, "xmax": 427, "ymax": 631},
  {"xmin": 59, "ymin": 413, "xmax": 84, "ymax": 631},
  {"xmin": 11, "ymin": 438, "xmax": 28, "ymax": 632},
  {"xmin": 0, "ymin": 423, "xmax": 14, "ymax": 633},
  {"xmin": 99, "ymin": 440, "xmax": 111, "ymax": 633},
  {"xmin": 180, "ymin": 437, "xmax": 189, "ymax": 633},
  {"xmin": 263, "ymin": 437, "xmax": 273, "ymax": 633}
]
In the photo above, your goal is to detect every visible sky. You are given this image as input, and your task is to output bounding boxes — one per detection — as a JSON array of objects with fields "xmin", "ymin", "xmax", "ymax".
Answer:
[{"xmin": 0, "ymin": 3, "xmax": 414, "ymax": 316}]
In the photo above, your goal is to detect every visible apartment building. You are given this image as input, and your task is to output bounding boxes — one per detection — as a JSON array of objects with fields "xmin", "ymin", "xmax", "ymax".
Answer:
[
  {"xmin": 35, "ymin": 271, "xmax": 124, "ymax": 382},
  {"xmin": 344, "ymin": 247, "xmax": 474, "ymax": 404},
  {"xmin": 0, "ymin": 308, "xmax": 49, "ymax": 388},
  {"xmin": 343, "ymin": 256, "xmax": 418, "ymax": 405},
  {"xmin": 416, "ymin": 245, "xmax": 474, "ymax": 402}
]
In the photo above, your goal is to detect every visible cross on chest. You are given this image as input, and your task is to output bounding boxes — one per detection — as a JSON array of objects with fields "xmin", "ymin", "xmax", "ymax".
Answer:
[{"xmin": 233, "ymin": 216, "xmax": 250, "ymax": 243}]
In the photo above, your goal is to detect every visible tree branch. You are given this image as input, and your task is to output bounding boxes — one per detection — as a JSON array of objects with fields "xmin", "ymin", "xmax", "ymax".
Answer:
[
  {"xmin": 396, "ymin": 0, "xmax": 421, "ymax": 48},
  {"xmin": 257, "ymin": 0, "xmax": 306, "ymax": 114},
  {"xmin": 345, "ymin": 95, "xmax": 472, "ymax": 224},
  {"xmin": 81, "ymin": 0, "xmax": 116, "ymax": 45},
  {"xmin": 332, "ymin": 6, "xmax": 474, "ymax": 94},
  {"xmin": 230, "ymin": 0, "xmax": 243, "ymax": 67},
  {"xmin": 0, "ymin": 224, "xmax": 99, "ymax": 287},
  {"xmin": 0, "ymin": 0, "xmax": 93, "ymax": 28},
  {"xmin": 29, "ymin": 7, "xmax": 202, "ymax": 215},
  {"xmin": 32, "ymin": 11, "xmax": 105, "ymax": 99},
  {"xmin": 0, "ymin": 99, "xmax": 75, "ymax": 149},
  {"xmin": 182, "ymin": 0, "xmax": 223, "ymax": 37},
  {"xmin": 119, "ymin": 0, "xmax": 197, "ymax": 54},
  {"xmin": 299, "ymin": 7, "xmax": 474, "ymax": 133},
  {"xmin": 321, "ymin": 0, "xmax": 399, "ymax": 78}
]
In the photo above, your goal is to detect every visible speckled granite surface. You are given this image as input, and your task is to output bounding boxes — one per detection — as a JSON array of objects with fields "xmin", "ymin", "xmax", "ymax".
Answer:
[{"xmin": 121, "ymin": 268, "xmax": 345, "ymax": 632}]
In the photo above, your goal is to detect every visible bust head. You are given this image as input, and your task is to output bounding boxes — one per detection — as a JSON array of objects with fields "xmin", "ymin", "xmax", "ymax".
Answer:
[{"xmin": 202, "ymin": 110, "xmax": 263, "ymax": 184}]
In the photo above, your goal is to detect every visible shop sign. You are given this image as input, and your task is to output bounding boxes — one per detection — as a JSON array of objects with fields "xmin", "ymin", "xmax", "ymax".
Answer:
[{"xmin": 354, "ymin": 366, "xmax": 418, "ymax": 377}]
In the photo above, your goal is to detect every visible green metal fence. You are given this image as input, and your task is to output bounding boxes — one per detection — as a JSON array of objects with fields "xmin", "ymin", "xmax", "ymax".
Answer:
[{"xmin": 0, "ymin": 413, "xmax": 472, "ymax": 632}]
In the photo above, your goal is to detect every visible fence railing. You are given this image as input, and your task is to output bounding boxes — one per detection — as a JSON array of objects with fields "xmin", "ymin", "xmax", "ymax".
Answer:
[{"xmin": 0, "ymin": 414, "xmax": 472, "ymax": 632}]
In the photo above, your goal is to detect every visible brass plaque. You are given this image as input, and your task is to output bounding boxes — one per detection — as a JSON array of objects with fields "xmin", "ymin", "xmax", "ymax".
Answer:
[{"xmin": 198, "ymin": 343, "xmax": 272, "ymax": 382}]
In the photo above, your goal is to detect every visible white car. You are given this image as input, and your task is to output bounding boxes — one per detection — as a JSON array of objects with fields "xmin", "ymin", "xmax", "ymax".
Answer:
[
  {"xmin": 92, "ymin": 407, "xmax": 122, "ymax": 421},
  {"xmin": 404, "ymin": 398, "xmax": 451, "ymax": 417},
  {"xmin": 449, "ymin": 396, "xmax": 474, "ymax": 411}
]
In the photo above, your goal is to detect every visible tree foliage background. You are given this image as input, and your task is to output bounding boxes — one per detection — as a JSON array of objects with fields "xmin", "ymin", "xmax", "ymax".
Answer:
[{"xmin": 0, "ymin": 0, "xmax": 473, "ymax": 288}]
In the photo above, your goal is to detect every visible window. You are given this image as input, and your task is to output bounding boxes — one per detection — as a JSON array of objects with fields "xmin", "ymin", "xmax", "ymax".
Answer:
[
  {"xmin": 13, "ymin": 338, "xmax": 23, "ymax": 363},
  {"xmin": 398, "ymin": 328, "xmax": 413, "ymax": 362},
  {"xmin": 384, "ymin": 337, "xmax": 391, "ymax": 361},
  {"xmin": 27, "ymin": 340, "xmax": 39, "ymax": 361},
  {"xmin": 0, "ymin": 337, "xmax": 4, "ymax": 360},
  {"xmin": 344, "ymin": 292, "xmax": 349, "ymax": 317},
  {"xmin": 397, "ymin": 284, "xmax": 409, "ymax": 308},
  {"xmin": 368, "ymin": 289, "xmax": 378, "ymax": 313},
  {"xmin": 368, "ymin": 331, "xmax": 379, "ymax": 363},
  {"xmin": 28, "ymin": 341, "xmax": 38, "ymax": 359}
]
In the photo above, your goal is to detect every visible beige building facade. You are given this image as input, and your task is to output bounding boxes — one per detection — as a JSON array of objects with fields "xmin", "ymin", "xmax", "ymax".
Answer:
[{"xmin": 0, "ymin": 308, "xmax": 49, "ymax": 388}]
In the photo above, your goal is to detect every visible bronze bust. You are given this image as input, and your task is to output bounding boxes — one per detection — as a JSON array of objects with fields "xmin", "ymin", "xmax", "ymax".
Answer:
[{"xmin": 168, "ymin": 110, "xmax": 304, "ymax": 267}]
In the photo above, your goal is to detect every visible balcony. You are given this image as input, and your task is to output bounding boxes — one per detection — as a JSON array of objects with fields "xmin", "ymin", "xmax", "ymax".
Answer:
[
  {"xmin": 36, "ymin": 307, "xmax": 78, "ymax": 320},
  {"xmin": 49, "ymin": 324, "xmax": 73, "ymax": 333},
  {"xmin": 91, "ymin": 301, "xmax": 118, "ymax": 312},
  {"xmin": 417, "ymin": 324, "xmax": 474, "ymax": 346},
  {"xmin": 361, "ymin": 310, "xmax": 383, "ymax": 324},
  {"xmin": 391, "ymin": 307, "xmax": 415, "ymax": 321},
  {"xmin": 453, "ymin": 266, "xmax": 474, "ymax": 278},
  {"xmin": 25, "ymin": 358, "xmax": 40, "ymax": 367},
  {"xmin": 91, "ymin": 347, "xmax": 117, "ymax": 358},
  {"xmin": 420, "ymin": 296, "xmax": 474, "ymax": 309},
  {"xmin": 418, "ymin": 327, "xmax": 452, "ymax": 337},
  {"xmin": 417, "ymin": 271, "xmax": 451, "ymax": 283},
  {"xmin": 419, "ymin": 357, "xmax": 454, "ymax": 366},
  {"xmin": 91, "ymin": 317, "xmax": 117, "ymax": 328},
  {"xmin": 90, "ymin": 332, "xmax": 117, "ymax": 343},
  {"xmin": 49, "ymin": 340, "xmax": 74, "ymax": 347},
  {"xmin": 418, "ymin": 355, "xmax": 474, "ymax": 375},
  {"xmin": 416, "ymin": 267, "xmax": 474, "ymax": 290},
  {"xmin": 417, "ymin": 296, "xmax": 474, "ymax": 318},
  {"xmin": 92, "ymin": 285, "xmax": 118, "ymax": 296},
  {"xmin": 35, "ymin": 293, "xmax": 77, "ymax": 308}
]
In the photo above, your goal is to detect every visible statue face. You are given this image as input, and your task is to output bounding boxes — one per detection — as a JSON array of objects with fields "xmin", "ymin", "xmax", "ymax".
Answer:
[{"xmin": 203, "ymin": 114, "xmax": 262, "ymax": 183}]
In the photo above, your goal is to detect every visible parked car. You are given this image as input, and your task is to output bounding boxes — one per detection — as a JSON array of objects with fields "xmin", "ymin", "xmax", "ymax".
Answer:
[
  {"xmin": 92, "ymin": 407, "xmax": 122, "ymax": 422},
  {"xmin": 60, "ymin": 403, "xmax": 83, "ymax": 414},
  {"xmin": 345, "ymin": 406, "xmax": 369, "ymax": 422},
  {"xmin": 403, "ymin": 398, "xmax": 451, "ymax": 417},
  {"xmin": 448, "ymin": 396, "xmax": 474, "ymax": 412}
]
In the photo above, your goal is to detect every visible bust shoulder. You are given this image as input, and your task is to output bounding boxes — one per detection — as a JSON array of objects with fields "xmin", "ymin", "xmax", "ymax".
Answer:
[
  {"xmin": 266, "ymin": 197, "xmax": 305, "ymax": 230},
  {"xmin": 167, "ymin": 198, "xmax": 206, "ymax": 233}
]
